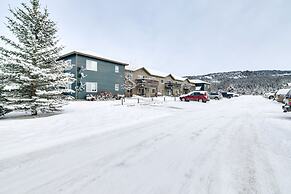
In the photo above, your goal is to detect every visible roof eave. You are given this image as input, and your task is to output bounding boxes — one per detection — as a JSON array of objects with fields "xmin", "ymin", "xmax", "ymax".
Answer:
[{"xmin": 58, "ymin": 51, "xmax": 129, "ymax": 66}]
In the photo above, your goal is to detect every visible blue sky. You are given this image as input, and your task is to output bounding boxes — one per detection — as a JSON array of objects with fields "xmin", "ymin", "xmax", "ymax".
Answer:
[{"xmin": 1, "ymin": 0, "xmax": 291, "ymax": 75}]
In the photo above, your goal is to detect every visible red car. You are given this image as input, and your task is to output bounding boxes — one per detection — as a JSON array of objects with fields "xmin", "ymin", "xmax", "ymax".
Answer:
[{"xmin": 180, "ymin": 91, "xmax": 209, "ymax": 103}]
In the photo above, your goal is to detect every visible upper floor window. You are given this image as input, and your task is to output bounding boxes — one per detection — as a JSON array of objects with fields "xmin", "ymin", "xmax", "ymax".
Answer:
[
  {"xmin": 64, "ymin": 59, "xmax": 73, "ymax": 71},
  {"xmin": 65, "ymin": 59, "xmax": 72, "ymax": 65},
  {"xmin": 86, "ymin": 82, "xmax": 98, "ymax": 92},
  {"xmin": 161, "ymin": 80, "xmax": 164, "ymax": 83},
  {"xmin": 115, "ymin": 65, "xmax": 119, "ymax": 73},
  {"xmin": 86, "ymin": 60, "xmax": 97, "ymax": 71},
  {"xmin": 126, "ymin": 73, "xmax": 132, "ymax": 79}
]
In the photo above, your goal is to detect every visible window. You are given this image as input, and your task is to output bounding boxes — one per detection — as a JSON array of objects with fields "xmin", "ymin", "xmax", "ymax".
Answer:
[
  {"xmin": 86, "ymin": 60, "xmax": 97, "ymax": 71},
  {"xmin": 115, "ymin": 84, "xmax": 119, "ymax": 91},
  {"xmin": 138, "ymin": 75, "xmax": 143, "ymax": 79},
  {"xmin": 115, "ymin": 65, "xmax": 119, "ymax": 73},
  {"xmin": 66, "ymin": 83, "xmax": 72, "ymax": 90},
  {"xmin": 64, "ymin": 59, "xmax": 73, "ymax": 71},
  {"xmin": 152, "ymin": 89, "xmax": 156, "ymax": 93},
  {"xmin": 126, "ymin": 74, "xmax": 132, "ymax": 79},
  {"xmin": 161, "ymin": 80, "xmax": 164, "ymax": 83},
  {"xmin": 86, "ymin": 82, "xmax": 97, "ymax": 92},
  {"xmin": 65, "ymin": 59, "xmax": 71, "ymax": 65}
]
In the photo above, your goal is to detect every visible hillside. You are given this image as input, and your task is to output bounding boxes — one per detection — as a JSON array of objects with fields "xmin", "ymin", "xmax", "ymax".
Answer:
[{"xmin": 186, "ymin": 70, "xmax": 291, "ymax": 94}]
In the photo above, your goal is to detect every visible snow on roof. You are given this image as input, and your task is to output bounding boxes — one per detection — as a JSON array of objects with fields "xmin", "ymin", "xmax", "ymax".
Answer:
[
  {"xmin": 59, "ymin": 50, "xmax": 129, "ymax": 66},
  {"xmin": 170, "ymin": 74, "xmax": 186, "ymax": 81},
  {"xmin": 276, "ymin": 88, "xmax": 291, "ymax": 95},
  {"xmin": 125, "ymin": 65, "xmax": 141, "ymax": 71},
  {"xmin": 145, "ymin": 68, "xmax": 169, "ymax": 78},
  {"xmin": 126, "ymin": 66, "xmax": 188, "ymax": 81},
  {"xmin": 189, "ymin": 79, "xmax": 210, "ymax": 85},
  {"xmin": 125, "ymin": 66, "xmax": 168, "ymax": 77}
]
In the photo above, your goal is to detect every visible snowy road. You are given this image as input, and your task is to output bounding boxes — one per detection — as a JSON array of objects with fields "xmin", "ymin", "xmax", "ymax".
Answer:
[{"xmin": 1, "ymin": 96, "xmax": 291, "ymax": 194}]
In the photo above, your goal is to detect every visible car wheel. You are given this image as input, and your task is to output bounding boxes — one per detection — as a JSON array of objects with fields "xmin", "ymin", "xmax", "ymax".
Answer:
[
  {"xmin": 181, "ymin": 98, "xmax": 185, "ymax": 102},
  {"xmin": 198, "ymin": 99, "xmax": 203, "ymax": 102},
  {"xmin": 214, "ymin": 97, "xmax": 219, "ymax": 100}
]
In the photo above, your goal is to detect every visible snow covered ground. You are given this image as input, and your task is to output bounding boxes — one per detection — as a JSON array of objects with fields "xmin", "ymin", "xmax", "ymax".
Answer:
[{"xmin": 0, "ymin": 96, "xmax": 291, "ymax": 194}]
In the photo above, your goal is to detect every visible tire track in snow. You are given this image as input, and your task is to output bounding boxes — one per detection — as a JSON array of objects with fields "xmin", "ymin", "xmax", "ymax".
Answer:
[
  {"xmin": 178, "ymin": 115, "xmax": 240, "ymax": 194},
  {"xmin": 1, "ymin": 96, "xmax": 290, "ymax": 194}
]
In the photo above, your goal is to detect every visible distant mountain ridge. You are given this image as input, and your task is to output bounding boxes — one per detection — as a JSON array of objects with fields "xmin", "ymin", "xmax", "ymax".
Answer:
[{"xmin": 186, "ymin": 70, "xmax": 291, "ymax": 94}]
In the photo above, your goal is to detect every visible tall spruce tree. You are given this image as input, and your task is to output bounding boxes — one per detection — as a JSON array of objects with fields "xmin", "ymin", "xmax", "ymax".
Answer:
[{"xmin": 0, "ymin": 0, "xmax": 74, "ymax": 116}]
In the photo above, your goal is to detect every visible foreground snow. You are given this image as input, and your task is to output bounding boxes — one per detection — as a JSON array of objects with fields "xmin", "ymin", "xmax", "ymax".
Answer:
[{"xmin": 0, "ymin": 96, "xmax": 291, "ymax": 194}]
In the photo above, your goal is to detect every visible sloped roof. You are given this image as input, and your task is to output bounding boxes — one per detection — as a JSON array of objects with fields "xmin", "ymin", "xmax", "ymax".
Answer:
[
  {"xmin": 145, "ymin": 68, "xmax": 169, "ymax": 78},
  {"xmin": 59, "ymin": 50, "xmax": 129, "ymax": 66},
  {"xmin": 126, "ymin": 66, "xmax": 192, "ymax": 82},
  {"xmin": 170, "ymin": 74, "xmax": 186, "ymax": 81},
  {"xmin": 189, "ymin": 79, "xmax": 210, "ymax": 85},
  {"xmin": 125, "ymin": 65, "xmax": 142, "ymax": 71}
]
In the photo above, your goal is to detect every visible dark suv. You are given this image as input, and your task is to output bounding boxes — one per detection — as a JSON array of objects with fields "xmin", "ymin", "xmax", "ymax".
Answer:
[{"xmin": 221, "ymin": 92, "xmax": 234, "ymax": 98}]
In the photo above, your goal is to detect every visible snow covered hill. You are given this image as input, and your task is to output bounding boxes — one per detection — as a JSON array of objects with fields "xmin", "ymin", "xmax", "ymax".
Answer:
[
  {"xmin": 0, "ymin": 96, "xmax": 291, "ymax": 194},
  {"xmin": 187, "ymin": 70, "xmax": 291, "ymax": 94}
]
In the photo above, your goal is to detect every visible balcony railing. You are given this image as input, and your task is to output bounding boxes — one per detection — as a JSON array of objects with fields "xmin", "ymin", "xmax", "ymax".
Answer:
[
  {"xmin": 135, "ymin": 78, "xmax": 159, "ymax": 88},
  {"xmin": 165, "ymin": 82, "xmax": 182, "ymax": 89}
]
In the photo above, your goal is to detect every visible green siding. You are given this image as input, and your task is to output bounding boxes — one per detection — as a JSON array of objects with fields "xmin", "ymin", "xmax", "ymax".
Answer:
[{"xmin": 63, "ymin": 54, "xmax": 125, "ymax": 99}]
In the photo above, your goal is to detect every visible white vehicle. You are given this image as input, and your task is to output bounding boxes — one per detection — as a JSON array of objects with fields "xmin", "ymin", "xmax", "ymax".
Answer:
[
  {"xmin": 228, "ymin": 92, "xmax": 239, "ymax": 97},
  {"xmin": 208, "ymin": 92, "xmax": 223, "ymax": 100},
  {"xmin": 275, "ymin": 88, "xmax": 291, "ymax": 103},
  {"xmin": 264, "ymin": 92, "xmax": 275, "ymax": 99},
  {"xmin": 282, "ymin": 89, "xmax": 291, "ymax": 112}
]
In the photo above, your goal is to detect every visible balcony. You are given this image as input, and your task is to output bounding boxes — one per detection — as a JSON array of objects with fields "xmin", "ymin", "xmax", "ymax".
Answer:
[
  {"xmin": 165, "ymin": 81, "xmax": 181, "ymax": 89},
  {"xmin": 183, "ymin": 84, "xmax": 192, "ymax": 90},
  {"xmin": 135, "ymin": 78, "xmax": 159, "ymax": 88}
]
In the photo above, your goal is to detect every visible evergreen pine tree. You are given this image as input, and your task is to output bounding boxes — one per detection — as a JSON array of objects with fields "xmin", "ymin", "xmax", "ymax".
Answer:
[{"xmin": 0, "ymin": 0, "xmax": 74, "ymax": 116}]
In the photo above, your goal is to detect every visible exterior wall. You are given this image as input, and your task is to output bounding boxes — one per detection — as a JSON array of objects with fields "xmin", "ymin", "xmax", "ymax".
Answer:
[
  {"xmin": 182, "ymin": 80, "xmax": 195, "ymax": 94},
  {"xmin": 156, "ymin": 77, "xmax": 165, "ymax": 95},
  {"xmin": 164, "ymin": 75, "xmax": 175, "ymax": 96},
  {"xmin": 125, "ymin": 69, "xmax": 134, "ymax": 97},
  {"xmin": 131, "ymin": 68, "xmax": 159, "ymax": 97},
  {"xmin": 195, "ymin": 83, "xmax": 211, "ymax": 91},
  {"xmin": 132, "ymin": 68, "xmax": 148, "ymax": 96},
  {"xmin": 126, "ymin": 68, "xmax": 197, "ymax": 97},
  {"xmin": 131, "ymin": 68, "xmax": 151, "ymax": 80},
  {"xmin": 63, "ymin": 54, "xmax": 125, "ymax": 99}
]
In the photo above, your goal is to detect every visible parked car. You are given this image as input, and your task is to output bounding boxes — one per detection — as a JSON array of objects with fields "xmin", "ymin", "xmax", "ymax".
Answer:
[
  {"xmin": 209, "ymin": 92, "xmax": 223, "ymax": 100},
  {"xmin": 282, "ymin": 89, "xmax": 291, "ymax": 112},
  {"xmin": 86, "ymin": 94, "xmax": 96, "ymax": 101},
  {"xmin": 228, "ymin": 92, "xmax": 239, "ymax": 97},
  {"xmin": 264, "ymin": 92, "xmax": 275, "ymax": 100},
  {"xmin": 275, "ymin": 89, "xmax": 291, "ymax": 103},
  {"xmin": 180, "ymin": 91, "xmax": 209, "ymax": 103},
  {"xmin": 221, "ymin": 92, "xmax": 234, "ymax": 98}
]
